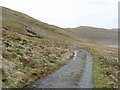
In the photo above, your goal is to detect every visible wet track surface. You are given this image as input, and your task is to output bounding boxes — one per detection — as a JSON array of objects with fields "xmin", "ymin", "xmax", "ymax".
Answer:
[{"xmin": 26, "ymin": 50, "xmax": 93, "ymax": 88}]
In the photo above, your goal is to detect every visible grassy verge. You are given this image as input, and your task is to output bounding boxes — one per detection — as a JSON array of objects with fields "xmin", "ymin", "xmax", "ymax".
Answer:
[
  {"xmin": 84, "ymin": 48, "xmax": 109, "ymax": 88},
  {"xmin": 76, "ymin": 46, "xmax": 118, "ymax": 88}
]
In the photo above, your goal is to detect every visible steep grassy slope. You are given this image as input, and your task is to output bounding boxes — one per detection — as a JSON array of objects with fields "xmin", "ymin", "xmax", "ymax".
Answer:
[
  {"xmin": 2, "ymin": 7, "xmax": 76, "ymax": 88},
  {"xmin": 67, "ymin": 26, "xmax": 118, "ymax": 47},
  {"xmin": 2, "ymin": 7, "xmax": 78, "ymax": 43}
]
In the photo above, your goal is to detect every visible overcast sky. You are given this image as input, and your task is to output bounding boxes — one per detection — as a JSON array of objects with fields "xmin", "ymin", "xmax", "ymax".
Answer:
[{"xmin": 1, "ymin": 0, "xmax": 119, "ymax": 29}]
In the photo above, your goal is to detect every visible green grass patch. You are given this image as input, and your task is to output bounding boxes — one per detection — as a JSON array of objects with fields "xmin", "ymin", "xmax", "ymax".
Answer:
[{"xmin": 77, "ymin": 47, "xmax": 111, "ymax": 88}]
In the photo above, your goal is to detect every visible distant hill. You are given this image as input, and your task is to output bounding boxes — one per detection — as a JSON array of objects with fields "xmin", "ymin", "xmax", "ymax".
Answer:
[
  {"xmin": 67, "ymin": 26, "xmax": 118, "ymax": 47},
  {"xmin": 111, "ymin": 28, "xmax": 119, "ymax": 31}
]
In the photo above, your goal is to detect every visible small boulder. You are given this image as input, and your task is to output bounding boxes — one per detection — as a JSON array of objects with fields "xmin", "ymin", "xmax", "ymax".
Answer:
[
  {"xmin": 26, "ymin": 29, "xmax": 36, "ymax": 35},
  {"xmin": 3, "ymin": 27, "xmax": 10, "ymax": 30},
  {"xmin": 36, "ymin": 34, "xmax": 43, "ymax": 39}
]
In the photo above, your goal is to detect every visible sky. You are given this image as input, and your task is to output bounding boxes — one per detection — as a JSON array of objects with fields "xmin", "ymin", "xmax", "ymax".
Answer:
[{"xmin": 1, "ymin": 0, "xmax": 119, "ymax": 29}]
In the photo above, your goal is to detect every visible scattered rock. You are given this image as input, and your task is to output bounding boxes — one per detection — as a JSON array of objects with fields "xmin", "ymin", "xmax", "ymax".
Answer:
[
  {"xmin": 36, "ymin": 34, "xmax": 43, "ymax": 39},
  {"xmin": 26, "ymin": 29, "xmax": 36, "ymax": 35},
  {"xmin": 17, "ymin": 22, "xmax": 43, "ymax": 39},
  {"xmin": 3, "ymin": 27, "xmax": 10, "ymax": 30}
]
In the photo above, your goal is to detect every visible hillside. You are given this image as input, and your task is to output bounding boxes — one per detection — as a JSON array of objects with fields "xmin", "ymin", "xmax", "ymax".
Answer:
[
  {"xmin": 1, "ymin": 7, "xmax": 118, "ymax": 88},
  {"xmin": 2, "ymin": 7, "xmax": 78, "ymax": 88},
  {"xmin": 67, "ymin": 26, "xmax": 118, "ymax": 47}
]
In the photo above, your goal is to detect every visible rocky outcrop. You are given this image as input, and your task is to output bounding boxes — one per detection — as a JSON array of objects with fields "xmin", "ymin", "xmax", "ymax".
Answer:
[{"xmin": 17, "ymin": 22, "xmax": 43, "ymax": 38}]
